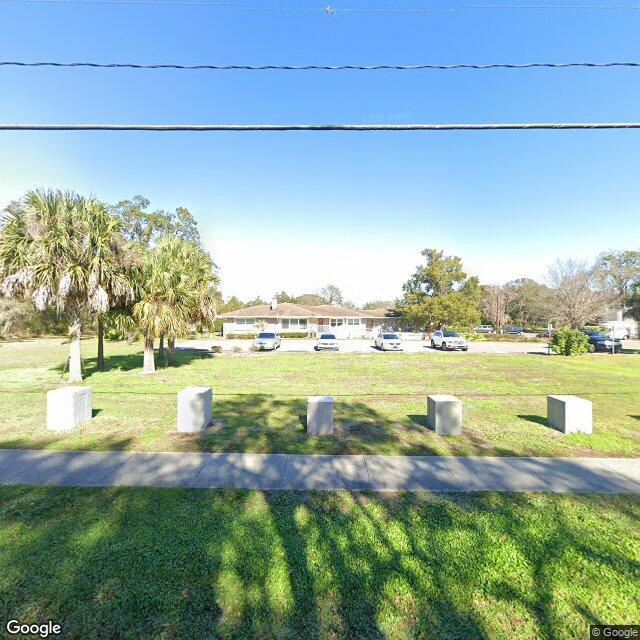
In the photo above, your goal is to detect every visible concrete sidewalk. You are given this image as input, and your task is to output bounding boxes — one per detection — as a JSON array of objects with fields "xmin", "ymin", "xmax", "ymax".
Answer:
[{"xmin": 1, "ymin": 449, "xmax": 639, "ymax": 493}]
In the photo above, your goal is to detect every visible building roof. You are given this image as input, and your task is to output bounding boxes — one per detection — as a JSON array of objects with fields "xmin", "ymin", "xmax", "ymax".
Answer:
[{"xmin": 219, "ymin": 303, "xmax": 396, "ymax": 319}]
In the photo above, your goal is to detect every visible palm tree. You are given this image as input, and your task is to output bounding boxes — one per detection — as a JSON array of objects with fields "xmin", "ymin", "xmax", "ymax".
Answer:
[
  {"xmin": 0, "ymin": 190, "xmax": 132, "ymax": 382},
  {"xmin": 86, "ymin": 200, "xmax": 136, "ymax": 370},
  {"xmin": 133, "ymin": 238, "xmax": 193, "ymax": 374},
  {"xmin": 133, "ymin": 237, "xmax": 218, "ymax": 373}
]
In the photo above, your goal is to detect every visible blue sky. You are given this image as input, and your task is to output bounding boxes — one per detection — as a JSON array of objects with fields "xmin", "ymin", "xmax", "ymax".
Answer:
[{"xmin": 0, "ymin": 1, "xmax": 639, "ymax": 304}]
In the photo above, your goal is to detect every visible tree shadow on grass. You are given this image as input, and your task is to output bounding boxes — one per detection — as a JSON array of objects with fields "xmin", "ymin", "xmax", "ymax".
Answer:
[
  {"xmin": 0, "ymin": 487, "xmax": 637, "ymax": 639},
  {"xmin": 52, "ymin": 348, "xmax": 213, "ymax": 379}
]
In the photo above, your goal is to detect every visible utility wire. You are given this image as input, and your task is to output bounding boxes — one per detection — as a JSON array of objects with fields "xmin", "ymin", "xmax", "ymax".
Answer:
[
  {"xmin": 1, "ymin": 122, "xmax": 640, "ymax": 131},
  {"xmin": 2, "ymin": 61, "xmax": 639, "ymax": 70},
  {"xmin": 2, "ymin": 0, "xmax": 640, "ymax": 9}
]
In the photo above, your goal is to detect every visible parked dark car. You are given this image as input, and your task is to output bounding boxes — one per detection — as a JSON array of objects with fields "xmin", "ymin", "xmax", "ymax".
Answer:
[
  {"xmin": 580, "ymin": 330, "xmax": 622, "ymax": 353},
  {"xmin": 536, "ymin": 330, "xmax": 553, "ymax": 338},
  {"xmin": 504, "ymin": 326, "xmax": 524, "ymax": 335}
]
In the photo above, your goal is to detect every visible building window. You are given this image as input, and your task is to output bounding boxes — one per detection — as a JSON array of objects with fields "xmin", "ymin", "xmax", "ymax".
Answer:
[
  {"xmin": 235, "ymin": 318, "xmax": 254, "ymax": 325},
  {"xmin": 346, "ymin": 318, "xmax": 361, "ymax": 325},
  {"xmin": 330, "ymin": 319, "xmax": 344, "ymax": 327},
  {"xmin": 282, "ymin": 318, "xmax": 308, "ymax": 330}
]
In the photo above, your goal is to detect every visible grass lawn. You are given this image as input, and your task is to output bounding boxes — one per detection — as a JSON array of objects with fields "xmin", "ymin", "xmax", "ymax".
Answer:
[
  {"xmin": 0, "ymin": 486, "xmax": 638, "ymax": 639},
  {"xmin": 0, "ymin": 337, "xmax": 639, "ymax": 457}
]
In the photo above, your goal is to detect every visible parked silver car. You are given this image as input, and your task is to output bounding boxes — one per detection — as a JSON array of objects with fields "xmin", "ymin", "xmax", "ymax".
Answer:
[
  {"xmin": 473, "ymin": 325, "xmax": 494, "ymax": 334},
  {"xmin": 375, "ymin": 332, "xmax": 403, "ymax": 351},
  {"xmin": 431, "ymin": 330, "xmax": 469, "ymax": 351},
  {"xmin": 316, "ymin": 333, "xmax": 339, "ymax": 351},
  {"xmin": 252, "ymin": 332, "xmax": 281, "ymax": 351}
]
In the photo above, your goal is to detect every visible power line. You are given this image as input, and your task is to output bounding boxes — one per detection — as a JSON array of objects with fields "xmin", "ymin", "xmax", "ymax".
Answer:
[
  {"xmin": 2, "ymin": 60, "xmax": 639, "ymax": 70},
  {"xmin": 1, "ymin": 122, "xmax": 639, "ymax": 131},
  {"xmin": 2, "ymin": 0, "xmax": 640, "ymax": 9}
]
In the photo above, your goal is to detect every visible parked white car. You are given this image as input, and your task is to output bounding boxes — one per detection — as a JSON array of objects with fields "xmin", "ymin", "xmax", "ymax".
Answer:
[
  {"xmin": 252, "ymin": 332, "xmax": 281, "ymax": 351},
  {"xmin": 375, "ymin": 332, "xmax": 403, "ymax": 351},
  {"xmin": 431, "ymin": 330, "xmax": 469, "ymax": 351},
  {"xmin": 316, "ymin": 333, "xmax": 339, "ymax": 351}
]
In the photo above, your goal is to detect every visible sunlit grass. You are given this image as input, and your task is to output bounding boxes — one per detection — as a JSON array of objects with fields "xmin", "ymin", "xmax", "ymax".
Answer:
[
  {"xmin": 0, "ymin": 486, "xmax": 637, "ymax": 639},
  {"xmin": 0, "ymin": 337, "xmax": 638, "ymax": 456}
]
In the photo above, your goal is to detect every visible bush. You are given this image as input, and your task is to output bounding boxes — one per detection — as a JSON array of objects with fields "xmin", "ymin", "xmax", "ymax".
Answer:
[
  {"xmin": 551, "ymin": 327, "xmax": 591, "ymax": 356},
  {"xmin": 280, "ymin": 332, "xmax": 310, "ymax": 339},
  {"xmin": 226, "ymin": 333, "xmax": 257, "ymax": 340},
  {"xmin": 448, "ymin": 327, "xmax": 484, "ymax": 341}
]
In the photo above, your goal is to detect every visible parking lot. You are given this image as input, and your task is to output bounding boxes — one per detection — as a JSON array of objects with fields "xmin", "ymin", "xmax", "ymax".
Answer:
[{"xmin": 181, "ymin": 337, "xmax": 640, "ymax": 355}]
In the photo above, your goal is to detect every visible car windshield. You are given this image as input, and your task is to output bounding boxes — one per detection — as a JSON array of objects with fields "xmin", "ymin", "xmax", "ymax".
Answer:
[
  {"xmin": 382, "ymin": 334, "xmax": 399, "ymax": 339},
  {"xmin": 443, "ymin": 331, "xmax": 460, "ymax": 337},
  {"xmin": 320, "ymin": 334, "xmax": 336, "ymax": 340},
  {"xmin": 257, "ymin": 333, "xmax": 275, "ymax": 339},
  {"xmin": 592, "ymin": 333, "xmax": 609, "ymax": 339}
]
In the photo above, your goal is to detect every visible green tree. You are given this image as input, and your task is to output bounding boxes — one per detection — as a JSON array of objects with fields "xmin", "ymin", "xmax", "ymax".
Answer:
[
  {"xmin": 87, "ymin": 201, "xmax": 136, "ymax": 370},
  {"xmin": 397, "ymin": 249, "xmax": 481, "ymax": 330},
  {"xmin": 362, "ymin": 300, "xmax": 394, "ymax": 310},
  {"xmin": 132, "ymin": 237, "xmax": 218, "ymax": 373},
  {"xmin": 594, "ymin": 250, "xmax": 640, "ymax": 306},
  {"xmin": 0, "ymin": 190, "xmax": 132, "ymax": 381},
  {"xmin": 505, "ymin": 278, "xmax": 553, "ymax": 328},
  {"xmin": 626, "ymin": 280, "xmax": 640, "ymax": 322},
  {"xmin": 320, "ymin": 284, "xmax": 343, "ymax": 305},
  {"xmin": 293, "ymin": 293, "xmax": 326, "ymax": 306}
]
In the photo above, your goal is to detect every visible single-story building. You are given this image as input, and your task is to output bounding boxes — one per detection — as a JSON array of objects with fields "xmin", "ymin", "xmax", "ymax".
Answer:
[{"xmin": 219, "ymin": 300, "xmax": 403, "ymax": 339}]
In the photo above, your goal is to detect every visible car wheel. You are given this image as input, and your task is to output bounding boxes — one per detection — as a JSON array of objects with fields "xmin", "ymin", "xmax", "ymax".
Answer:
[
  {"xmin": 440, "ymin": 342, "xmax": 446, "ymax": 350},
  {"xmin": 588, "ymin": 344, "xmax": 596, "ymax": 353},
  {"xmin": 462, "ymin": 347, "xmax": 468, "ymax": 351},
  {"xmin": 431, "ymin": 339, "xmax": 436, "ymax": 348}
]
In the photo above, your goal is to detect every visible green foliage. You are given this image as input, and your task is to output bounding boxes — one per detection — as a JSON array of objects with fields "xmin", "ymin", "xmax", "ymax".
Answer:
[
  {"xmin": 280, "ymin": 331, "xmax": 309, "ymax": 338},
  {"xmin": 293, "ymin": 293, "xmax": 327, "ymax": 306},
  {"xmin": 319, "ymin": 284, "xmax": 343, "ymax": 305},
  {"xmin": 505, "ymin": 278, "xmax": 553, "ymax": 327},
  {"xmin": 362, "ymin": 300, "xmax": 394, "ymax": 310},
  {"xmin": 397, "ymin": 249, "xmax": 482, "ymax": 331},
  {"xmin": 627, "ymin": 280, "xmax": 640, "ymax": 322},
  {"xmin": 226, "ymin": 332, "xmax": 258, "ymax": 339},
  {"xmin": 551, "ymin": 327, "xmax": 591, "ymax": 356},
  {"xmin": 0, "ymin": 486, "xmax": 637, "ymax": 640},
  {"xmin": 109, "ymin": 195, "xmax": 202, "ymax": 247}
]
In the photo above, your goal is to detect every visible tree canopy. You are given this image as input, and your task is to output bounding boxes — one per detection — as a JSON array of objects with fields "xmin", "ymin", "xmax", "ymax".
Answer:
[{"xmin": 397, "ymin": 249, "xmax": 481, "ymax": 330}]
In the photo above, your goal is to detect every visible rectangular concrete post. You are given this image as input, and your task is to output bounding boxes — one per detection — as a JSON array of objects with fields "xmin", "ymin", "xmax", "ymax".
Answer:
[
  {"xmin": 47, "ymin": 386, "xmax": 92, "ymax": 431},
  {"xmin": 427, "ymin": 395, "xmax": 462, "ymax": 436},
  {"xmin": 307, "ymin": 396, "xmax": 334, "ymax": 435},
  {"xmin": 177, "ymin": 386, "xmax": 213, "ymax": 433},
  {"xmin": 547, "ymin": 395, "xmax": 592, "ymax": 434}
]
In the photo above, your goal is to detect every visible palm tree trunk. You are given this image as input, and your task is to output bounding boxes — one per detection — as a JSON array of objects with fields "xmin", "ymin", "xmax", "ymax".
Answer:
[
  {"xmin": 159, "ymin": 333, "xmax": 165, "ymax": 358},
  {"xmin": 97, "ymin": 315, "xmax": 105, "ymax": 371},
  {"xmin": 167, "ymin": 336, "xmax": 176, "ymax": 367},
  {"xmin": 142, "ymin": 333, "xmax": 155, "ymax": 374},
  {"xmin": 68, "ymin": 315, "xmax": 83, "ymax": 382}
]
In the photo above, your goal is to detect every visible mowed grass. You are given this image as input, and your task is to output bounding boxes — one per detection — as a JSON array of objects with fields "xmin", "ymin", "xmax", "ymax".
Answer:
[
  {"xmin": 0, "ymin": 337, "xmax": 639, "ymax": 457},
  {"xmin": 0, "ymin": 486, "xmax": 638, "ymax": 640}
]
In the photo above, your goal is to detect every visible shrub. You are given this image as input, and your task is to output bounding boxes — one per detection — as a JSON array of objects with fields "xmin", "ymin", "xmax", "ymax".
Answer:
[
  {"xmin": 232, "ymin": 346, "xmax": 243, "ymax": 353},
  {"xmin": 448, "ymin": 327, "xmax": 484, "ymax": 341},
  {"xmin": 226, "ymin": 333, "xmax": 257, "ymax": 340},
  {"xmin": 551, "ymin": 327, "xmax": 591, "ymax": 356},
  {"xmin": 280, "ymin": 332, "xmax": 309, "ymax": 339}
]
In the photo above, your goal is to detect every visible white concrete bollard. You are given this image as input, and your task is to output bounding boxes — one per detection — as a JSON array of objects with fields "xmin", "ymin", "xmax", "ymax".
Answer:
[
  {"xmin": 307, "ymin": 396, "xmax": 334, "ymax": 435},
  {"xmin": 177, "ymin": 386, "xmax": 213, "ymax": 433},
  {"xmin": 427, "ymin": 395, "xmax": 462, "ymax": 436},
  {"xmin": 47, "ymin": 386, "xmax": 92, "ymax": 431},
  {"xmin": 547, "ymin": 395, "xmax": 592, "ymax": 434}
]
